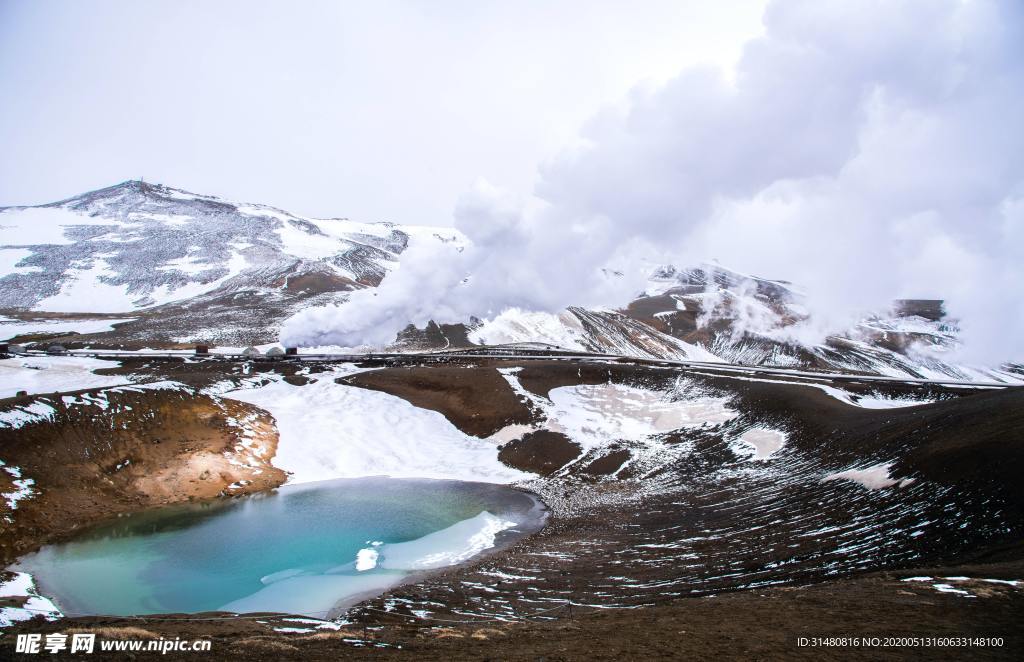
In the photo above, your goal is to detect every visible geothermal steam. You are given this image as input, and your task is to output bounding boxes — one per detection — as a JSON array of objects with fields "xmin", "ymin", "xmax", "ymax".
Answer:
[{"xmin": 282, "ymin": 0, "xmax": 1024, "ymax": 363}]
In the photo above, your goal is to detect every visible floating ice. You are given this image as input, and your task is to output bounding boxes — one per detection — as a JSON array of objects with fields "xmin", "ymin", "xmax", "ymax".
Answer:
[
  {"xmin": 355, "ymin": 547, "xmax": 380, "ymax": 572},
  {"xmin": 377, "ymin": 511, "xmax": 517, "ymax": 571}
]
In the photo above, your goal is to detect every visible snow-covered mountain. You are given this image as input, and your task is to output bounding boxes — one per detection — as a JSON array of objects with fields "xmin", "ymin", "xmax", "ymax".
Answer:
[
  {"xmin": 466, "ymin": 265, "xmax": 1022, "ymax": 383},
  {"xmin": 1, "ymin": 182, "xmax": 1020, "ymax": 382},
  {"xmin": 0, "ymin": 181, "xmax": 460, "ymax": 343}
]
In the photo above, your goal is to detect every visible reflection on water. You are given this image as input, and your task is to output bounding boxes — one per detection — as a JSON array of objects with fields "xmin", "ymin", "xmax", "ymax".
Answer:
[{"xmin": 14, "ymin": 477, "xmax": 545, "ymax": 617}]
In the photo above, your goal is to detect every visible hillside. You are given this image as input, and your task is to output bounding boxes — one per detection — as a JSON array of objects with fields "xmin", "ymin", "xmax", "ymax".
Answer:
[{"xmin": 0, "ymin": 181, "xmax": 460, "ymax": 344}]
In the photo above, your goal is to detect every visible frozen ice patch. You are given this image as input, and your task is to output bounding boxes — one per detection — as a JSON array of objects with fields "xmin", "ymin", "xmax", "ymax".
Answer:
[
  {"xmin": 355, "ymin": 546, "xmax": 380, "ymax": 572},
  {"xmin": 545, "ymin": 383, "xmax": 737, "ymax": 451}
]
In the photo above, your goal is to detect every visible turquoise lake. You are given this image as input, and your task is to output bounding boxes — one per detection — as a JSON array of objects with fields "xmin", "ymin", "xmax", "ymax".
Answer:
[{"xmin": 15, "ymin": 477, "xmax": 546, "ymax": 618}]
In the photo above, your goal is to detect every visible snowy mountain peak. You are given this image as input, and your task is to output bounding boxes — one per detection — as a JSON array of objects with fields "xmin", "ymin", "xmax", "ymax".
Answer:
[{"xmin": 0, "ymin": 181, "xmax": 460, "ymax": 326}]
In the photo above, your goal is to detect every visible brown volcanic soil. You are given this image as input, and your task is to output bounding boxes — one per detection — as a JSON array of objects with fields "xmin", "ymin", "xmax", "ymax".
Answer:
[
  {"xmin": 515, "ymin": 361, "xmax": 622, "ymax": 398},
  {"xmin": 498, "ymin": 430, "xmax": 581, "ymax": 475},
  {"xmin": 0, "ymin": 386, "xmax": 284, "ymax": 566},
  {"xmin": 4, "ymin": 567, "xmax": 1022, "ymax": 661}
]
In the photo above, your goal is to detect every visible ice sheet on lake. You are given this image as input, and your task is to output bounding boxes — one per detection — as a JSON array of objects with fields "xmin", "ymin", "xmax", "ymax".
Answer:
[
  {"xmin": 220, "ymin": 571, "xmax": 403, "ymax": 618},
  {"xmin": 221, "ymin": 511, "xmax": 516, "ymax": 617},
  {"xmin": 375, "ymin": 511, "xmax": 517, "ymax": 570}
]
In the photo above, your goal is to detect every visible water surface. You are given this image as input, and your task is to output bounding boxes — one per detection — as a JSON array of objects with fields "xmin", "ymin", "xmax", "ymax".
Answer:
[{"xmin": 15, "ymin": 477, "xmax": 545, "ymax": 618}]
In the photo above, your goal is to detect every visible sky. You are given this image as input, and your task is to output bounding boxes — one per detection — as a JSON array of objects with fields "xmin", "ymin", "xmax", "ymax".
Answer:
[
  {"xmin": 0, "ymin": 0, "xmax": 765, "ymax": 222},
  {"xmin": 3, "ymin": 1, "xmax": 1022, "ymax": 362}
]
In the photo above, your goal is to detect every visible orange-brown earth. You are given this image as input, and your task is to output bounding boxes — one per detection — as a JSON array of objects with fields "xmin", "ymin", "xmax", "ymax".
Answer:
[{"xmin": 0, "ymin": 386, "xmax": 283, "ymax": 566}]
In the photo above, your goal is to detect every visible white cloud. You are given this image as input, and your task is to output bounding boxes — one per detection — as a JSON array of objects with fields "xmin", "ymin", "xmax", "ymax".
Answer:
[
  {"xmin": 285, "ymin": 0, "xmax": 1024, "ymax": 363},
  {"xmin": 0, "ymin": 0, "xmax": 764, "ymax": 224}
]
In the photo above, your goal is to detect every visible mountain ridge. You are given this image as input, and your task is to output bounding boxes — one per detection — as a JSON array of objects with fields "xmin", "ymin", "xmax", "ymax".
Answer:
[{"xmin": 1, "ymin": 181, "xmax": 1020, "ymax": 384}]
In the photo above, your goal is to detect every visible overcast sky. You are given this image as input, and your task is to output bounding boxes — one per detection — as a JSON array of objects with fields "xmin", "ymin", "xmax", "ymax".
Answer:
[
  {"xmin": 0, "ymin": 0, "xmax": 765, "ymax": 222},
  {"xmin": 4, "ymin": 1, "xmax": 1022, "ymax": 361}
]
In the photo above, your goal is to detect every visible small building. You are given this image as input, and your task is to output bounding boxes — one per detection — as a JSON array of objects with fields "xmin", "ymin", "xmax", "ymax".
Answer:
[
  {"xmin": 0, "ymin": 343, "xmax": 7, "ymax": 354},
  {"xmin": 46, "ymin": 344, "xmax": 67, "ymax": 355},
  {"xmin": 8, "ymin": 344, "xmax": 27, "ymax": 355},
  {"xmin": 285, "ymin": 347, "xmax": 298, "ymax": 356},
  {"xmin": 195, "ymin": 345, "xmax": 210, "ymax": 356},
  {"xmin": 265, "ymin": 346, "xmax": 286, "ymax": 359},
  {"xmin": 241, "ymin": 346, "xmax": 261, "ymax": 359}
]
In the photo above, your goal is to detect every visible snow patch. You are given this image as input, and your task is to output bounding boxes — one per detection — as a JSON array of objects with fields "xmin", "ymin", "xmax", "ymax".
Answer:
[
  {"xmin": 731, "ymin": 428, "xmax": 787, "ymax": 461},
  {"xmin": 814, "ymin": 384, "xmax": 937, "ymax": 409},
  {"xmin": 0, "ymin": 317, "xmax": 135, "ymax": 340},
  {"xmin": 0, "ymin": 356, "xmax": 128, "ymax": 398},
  {"xmin": 1, "ymin": 461, "xmax": 35, "ymax": 521},
  {"xmin": 143, "ymin": 248, "xmax": 250, "ymax": 307},
  {"xmin": 470, "ymin": 309, "xmax": 587, "ymax": 351},
  {"xmin": 824, "ymin": 462, "xmax": 899, "ymax": 490},
  {"xmin": 223, "ymin": 368, "xmax": 528, "ymax": 484},
  {"xmin": 0, "ymin": 401, "xmax": 56, "ymax": 429},
  {"xmin": 34, "ymin": 257, "xmax": 137, "ymax": 312},
  {"xmin": 0, "ymin": 206, "xmax": 123, "ymax": 247},
  {"xmin": 0, "ymin": 572, "xmax": 61, "ymax": 627},
  {"xmin": 0, "ymin": 248, "xmax": 42, "ymax": 275}
]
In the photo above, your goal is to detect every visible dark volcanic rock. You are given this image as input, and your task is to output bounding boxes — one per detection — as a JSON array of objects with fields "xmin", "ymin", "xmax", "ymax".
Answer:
[
  {"xmin": 341, "ymin": 366, "xmax": 535, "ymax": 437},
  {"xmin": 581, "ymin": 448, "xmax": 632, "ymax": 475},
  {"xmin": 498, "ymin": 430, "xmax": 582, "ymax": 475}
]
